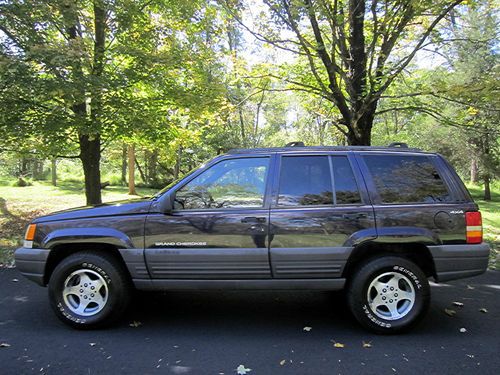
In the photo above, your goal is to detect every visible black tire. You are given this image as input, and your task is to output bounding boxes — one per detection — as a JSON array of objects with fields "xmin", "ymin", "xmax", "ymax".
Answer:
[
  {"xmin": 347, "ymin": 256, "xmax": 430, "ymax": 334},
  {"xmin": 48, "ymin": 251, "xmax": 131, "ymax": 329}
]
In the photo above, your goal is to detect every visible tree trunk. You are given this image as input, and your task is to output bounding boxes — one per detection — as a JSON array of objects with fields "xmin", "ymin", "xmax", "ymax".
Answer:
[
  {"xmin": 135, "ymin": 156, "xmax": 147, "ymax": 184},
  {"xmin": 174, "ymin": 146, "xmax": 182, "ymax": 180},
  {"xmin": 346, "ymin": 103, "xmax": 376, "ymax": 146},
  {"xmin": 121, "ymin": 144, "xmax": 127, "ymax": 185},
  {"xmin": 51, "ymin": 158, "xmax": 57, "ymax": 186},
  {"xmin": 238, "ymin": 109, "xmax": 245, "ymax": 146},
  {"xmin": 484, "ymin": 174, "xmax": 491, "ymax": 201},
  {"xmin": 147, "ymin": 149, "xmax": 158, "ymax": 187},
  {"xmin": 32, "ymin": 159, "xmax": 43, "ymax": 180},
  {"xmin": 79, "ymin": 134, "xmax": 102, "ymax": 205},
  {"xmin": 470, "ymin": 159, "xmax": 478, "ymax": 184},
  {"xmin": 128, "ymin": 144, "xmax": 137, "ymax": 195}
]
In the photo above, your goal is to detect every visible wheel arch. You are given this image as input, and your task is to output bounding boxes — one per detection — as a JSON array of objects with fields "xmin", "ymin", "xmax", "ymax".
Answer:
[
  {"xmin": 343, "ymin": 242, "xmax": 436, "ymax": 280},
  {"xmin": 43, "ymin": 243, "xmax": 131, "ymax": 286}
]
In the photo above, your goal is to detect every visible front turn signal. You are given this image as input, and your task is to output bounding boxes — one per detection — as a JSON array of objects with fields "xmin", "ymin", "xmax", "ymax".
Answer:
[{"xmin": 24, "ymin": 224, "xmax": 37, "ymax": 248}]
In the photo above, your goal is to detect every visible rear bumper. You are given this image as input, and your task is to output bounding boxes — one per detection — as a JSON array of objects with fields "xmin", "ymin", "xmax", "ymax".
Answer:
[
  {"xmin": 14, "ymin": 247, "xmax": 50, "ymax": 286},
  {"xmin": 429, "ymin": 243, "xmax": 490, "ymax": 282}
]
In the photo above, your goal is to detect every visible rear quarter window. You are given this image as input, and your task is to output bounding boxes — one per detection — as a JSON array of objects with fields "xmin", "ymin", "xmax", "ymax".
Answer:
[{"xmin": 363, "ymin": 154, "xmax": 453, "ymax": 204}]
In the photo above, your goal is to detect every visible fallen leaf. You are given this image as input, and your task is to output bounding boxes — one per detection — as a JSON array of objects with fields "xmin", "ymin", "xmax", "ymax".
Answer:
[
  {"xmin": 279, "ymin": 360, "xmax": 286, "ymax": 366},
  {"xmin": 0, "ymin": 343, "xmax": 11, "ymax": 348},
  {"xmin": 129, "ymin": 321, "xmax": 142, "ymax": 328},
  {"xmin": 89, "ymin": 343, "xmax": 96, "ymax": 347},
  {"xmin": 236, "ymin": 364, "xmax": 252, "ymax": 374},
  {"xmin": 444, "ymin": 308, "xmax": 457, "ymax": 317},
  {"xmin": 332, "ymin": 342, "xmax": 345, "ymax": 348},
  {"xmin": 303, "ymin": 326, "xmax": 312, "ymax": 332},
  {"xmin": 453, "ymin": 302, "xmax": 464, "ymax": 307},
  {"xmin": 460, "ymin": 328, "xmax": 467, "ymax": 333},
  {"xmin": 170, "ymin": 365, "xmax": 191, "ymax": 374},
  {"xmin": 479, "ymin": 308, "xmax": 488, "ymax": 313},
  {"xmin": 362, "ymin": 341, "xmax": 372, "ymax": 348},
  {"xmin": 467, "ymin": 285, "xmax": 475, "ymax": 290}
]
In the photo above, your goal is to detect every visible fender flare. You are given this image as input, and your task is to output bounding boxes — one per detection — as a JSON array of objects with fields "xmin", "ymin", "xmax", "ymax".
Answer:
[{"xmin": 42, "ymin": 227, "xmax": 134, "ymax": 249}]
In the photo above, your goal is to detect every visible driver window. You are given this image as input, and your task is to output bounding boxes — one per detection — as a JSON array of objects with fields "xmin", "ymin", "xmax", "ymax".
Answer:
[{"xmin": 174, "ymin": 157, "xmax": 269, "ymax": 210}]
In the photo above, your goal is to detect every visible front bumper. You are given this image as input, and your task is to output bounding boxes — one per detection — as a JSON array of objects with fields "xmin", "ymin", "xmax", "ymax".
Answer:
[
  {"xmin": 429, "ymin": 243, "xmax": 490, "ymax": 282},
  {"xmin": 14, "ymin": 247, "xmax": 50, "ymax": 286}
]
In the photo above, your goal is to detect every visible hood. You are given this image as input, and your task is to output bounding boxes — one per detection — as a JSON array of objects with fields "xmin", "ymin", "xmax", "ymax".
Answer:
[{"xmin": 32, "ymin": 198, "xmax": 153, "ymax": 224}]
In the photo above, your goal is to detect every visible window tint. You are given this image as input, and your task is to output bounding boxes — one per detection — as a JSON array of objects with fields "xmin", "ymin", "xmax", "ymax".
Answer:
[
  {"xmin": 175, "ymin": 158, "xmax": 269, "ymax": 209},
  {"xmin": 278, "ymin": 156, "xmax": 333, "ymax": 206},
  {"xmin": 363, "ymin": 155, "xmax": 452, "ymax": 204},
  {"xmin": 332, "ymin": 156, "xmax": 361, "ymax": 204}
]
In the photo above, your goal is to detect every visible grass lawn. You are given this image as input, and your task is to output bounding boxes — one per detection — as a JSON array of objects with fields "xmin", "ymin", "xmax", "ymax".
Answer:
[
  {"xmin": 466, "ymin": 183, "xmax": 500, "ymax": 270},
  {"xmin": 0, "ymin": 179, "xmax": 498, "ymax": 269}
]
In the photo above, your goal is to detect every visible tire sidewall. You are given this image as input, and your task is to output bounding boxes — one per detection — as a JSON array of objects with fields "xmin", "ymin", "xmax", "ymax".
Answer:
[
  {"xmin": 349, "ymin": 257, "xmax": 430, "ymax": 333},
  {"xmin": 48, "ymin": 254, "xmax": 125, "ymax": 328}
]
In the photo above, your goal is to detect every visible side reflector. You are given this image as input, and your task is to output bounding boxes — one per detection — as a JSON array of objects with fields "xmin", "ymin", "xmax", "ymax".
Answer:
[
  {"xmin": 25, "ymin": 224, "xmax": 37, "ymax": 241},
  {"xmin": 465, "ymin": 212, "xmax": 482, "ymax": 244}
]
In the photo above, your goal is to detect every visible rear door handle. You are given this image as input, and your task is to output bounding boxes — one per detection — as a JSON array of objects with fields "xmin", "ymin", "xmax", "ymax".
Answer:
[{"xmin": 241, "ymin": 217, "xmax": 267, "ymax": 223}]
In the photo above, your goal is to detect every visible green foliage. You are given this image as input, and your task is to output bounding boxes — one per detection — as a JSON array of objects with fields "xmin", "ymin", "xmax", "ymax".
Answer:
[{"xmin": 374, "ymin": 0, "xmax": 499, "ymax": 195}]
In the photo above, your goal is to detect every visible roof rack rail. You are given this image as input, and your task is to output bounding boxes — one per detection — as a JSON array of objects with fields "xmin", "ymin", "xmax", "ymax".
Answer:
[
  {"xmin": 388, "ymin": 142, "xmax": 408, "ymax": 148},
  {"xmin": 285, "ymin": 141, "xmax": 305, "ymax": 147}
]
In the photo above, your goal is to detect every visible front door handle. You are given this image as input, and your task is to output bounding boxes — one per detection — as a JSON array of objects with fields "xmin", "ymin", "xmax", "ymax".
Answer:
[
  {"xmin": 342, "ymin": 213, "xmax": 367, "ymax": 220},
  {"xmin": 241, "ymin": 217, "xmax": 267, "ymax": 224}
]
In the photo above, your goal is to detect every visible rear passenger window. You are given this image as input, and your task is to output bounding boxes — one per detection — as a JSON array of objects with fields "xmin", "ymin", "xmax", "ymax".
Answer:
[
  {"xmin": 332, "ymin": 157, "xmax": 361, "ymax": 204},
  {"xmin": 278, "ymin": 156, "xmax": 333, "ymax": 206},
  {"xmin": 363, "ymin": 155, "xmax": 452, "ymax": 204}
]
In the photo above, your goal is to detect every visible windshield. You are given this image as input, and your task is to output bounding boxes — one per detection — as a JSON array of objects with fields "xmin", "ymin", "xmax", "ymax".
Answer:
[{"xmin": 152, "ymin": 165, "xmax": 203, "ymax": 199}]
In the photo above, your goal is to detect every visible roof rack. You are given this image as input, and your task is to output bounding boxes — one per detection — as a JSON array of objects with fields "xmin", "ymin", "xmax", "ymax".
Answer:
[
  {"xmin": 285, "ymin": 141, "xmax": 305, "ymax": 147},
  {"xmin": 228, "ymin": 142, "xmax": 422, "ymax": 154},
  {"xmin": 388, "ymin": 142, "xmax": 408, "ymax": 148}
]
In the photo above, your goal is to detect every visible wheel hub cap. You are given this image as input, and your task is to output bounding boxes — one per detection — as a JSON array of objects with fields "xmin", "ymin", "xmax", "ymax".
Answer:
[
  {"xmin": 62, "ymin": 269, "xmax": 108, "ymax": 316},
  {"xmin": 367, "ymin": 271, "xmax": 415, "ymax": 320}
]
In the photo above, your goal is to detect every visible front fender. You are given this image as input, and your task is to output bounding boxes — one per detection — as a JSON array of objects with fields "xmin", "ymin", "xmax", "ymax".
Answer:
[{"xmin": 42, "ymin": 227, "xmax": 134, "ymax": 249}]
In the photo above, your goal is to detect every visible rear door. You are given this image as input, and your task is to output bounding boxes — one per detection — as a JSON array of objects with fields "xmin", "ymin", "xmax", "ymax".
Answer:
[
  {"xmin": 145, "ymin": 155, "xmax": 274, "ymax": 279},
  {"xmin": 269, "ymin": 153, "xmax": 376, "ymax": 279}
]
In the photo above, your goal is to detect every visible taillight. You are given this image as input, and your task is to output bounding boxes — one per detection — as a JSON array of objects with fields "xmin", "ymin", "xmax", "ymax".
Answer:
[{"xmin": 465, "ymin": 212, "xmax": 482, "ymax": 244}]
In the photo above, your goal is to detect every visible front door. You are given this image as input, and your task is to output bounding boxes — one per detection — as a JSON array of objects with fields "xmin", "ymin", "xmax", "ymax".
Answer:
[
  {"xmin": 145, "ymin": 156, "xmax": 273, "ymax": 279},
  {"xmin": 269, "ymin": 154, "xmax": 376, "ymax": 278}
]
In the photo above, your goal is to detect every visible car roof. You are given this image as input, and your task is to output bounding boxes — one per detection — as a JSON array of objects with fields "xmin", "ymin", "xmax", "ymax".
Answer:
[{"xmin": 227, "ymin": 145, "xmax": 430, "ymax": 155}]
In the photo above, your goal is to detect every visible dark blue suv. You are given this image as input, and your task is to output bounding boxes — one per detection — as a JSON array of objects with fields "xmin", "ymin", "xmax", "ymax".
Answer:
[{"xmin": 15, "ymin": 144, "xmax": 490, "ymax": 333}]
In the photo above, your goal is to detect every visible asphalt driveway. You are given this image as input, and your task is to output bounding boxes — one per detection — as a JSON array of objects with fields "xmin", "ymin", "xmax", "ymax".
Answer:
[{"xmin": 0, "ymin": 268, "xmax": 499, "ymax": 375}]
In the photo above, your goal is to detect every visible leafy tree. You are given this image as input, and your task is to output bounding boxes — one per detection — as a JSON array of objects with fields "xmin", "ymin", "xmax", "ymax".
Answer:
[
  {"xmin": 228, "ymin": 0, "xmax": 464, "ymax": 145},
  {"xmin": 374, "ymin": 1, "xmax": 499, "ymax": 199},
  {"xmin": 0, "ymin": 0, "xmax": 231, "ymax": 204}
]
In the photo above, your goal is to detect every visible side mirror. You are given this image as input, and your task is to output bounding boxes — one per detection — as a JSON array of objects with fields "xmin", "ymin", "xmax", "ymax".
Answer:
[{"xmin": 159, "ymin": 193, "xmax": 174, "ymax": 214}]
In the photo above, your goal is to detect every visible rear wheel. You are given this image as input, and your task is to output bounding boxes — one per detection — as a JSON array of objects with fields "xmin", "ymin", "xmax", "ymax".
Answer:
[
  {"xmin": 48, "ymin": 251, "xmax": 130, "ymax": 329},
  {"xmin": 347, "ymin": 256, "xmax": 430, "ymax": 334}
]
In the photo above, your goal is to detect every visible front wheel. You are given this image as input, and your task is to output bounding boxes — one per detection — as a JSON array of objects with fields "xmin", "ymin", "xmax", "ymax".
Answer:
[
  {"xmin": 48, "ymin": 251, "xmax": 131, "ymax": 329},
  {"xmin": 347, "ymin": 256, "xmax": 430, "ymax": 334}
]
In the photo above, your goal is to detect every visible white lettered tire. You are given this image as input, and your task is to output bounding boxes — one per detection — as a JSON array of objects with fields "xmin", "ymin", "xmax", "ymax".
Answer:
[
  {"xmin": 48, "ymin": 251, "xmax": 131, "ymax": 329},
  {"xmin": 347, "ymin": 256, "xmax": 430, "ymax": 333}
]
